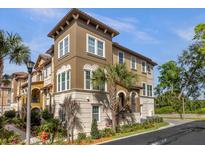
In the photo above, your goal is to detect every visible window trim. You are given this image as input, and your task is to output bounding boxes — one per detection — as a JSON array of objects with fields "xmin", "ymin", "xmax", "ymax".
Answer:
[
  {"xmin": 58, "ymin": 34, "xmax": 70, "ymax": 58},
  {"xmin": 142, "ymin": 82, "xmax": 147, "ymax": 96},
  {"xmin": 147, "ymin": 64, "xmax": 152, "ymax": 74},
  {"xmin": 92, "ymin": 105, "xmax": 100, "ymax": 122},
  {"xmin": 84, "ymin": 68, "xmax": 107, "ymax": 91},
  {"xmin": 56, "ymin": 70, "xmax": 71, "ymax": 92},
  {"xmin": 118, "ymin": 50, "xmax": 124, "ymax": 64},
  {"xmin": 130, "ymin": 56, "xmax": 137, "ymax": 70},
  {"xmin": 147, "ymin": 84, "xmax": 153, "ymax": 97},
  {"xmin": 141, "ymin": 60, "xmax": 147, "ymax": 73},
  {"xmin": 86, "ymin": 34, "xmax": 105, "ymax": 58},
  {"xmin": 84, "ymin": 69, "xmax": 91, "ymax": 90}
]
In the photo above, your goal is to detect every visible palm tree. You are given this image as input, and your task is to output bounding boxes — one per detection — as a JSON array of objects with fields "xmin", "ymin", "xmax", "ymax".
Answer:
[
  {"xmin": 62, "ymin": 96, "xmax": 83, "ymax": 143},
  {"xmin": 0, "ymin": 30, "xmax": 30, "ymax": 81},
  {"xmin": 92, "ymin": 63, "xmax": 138, "ymax": 132}
]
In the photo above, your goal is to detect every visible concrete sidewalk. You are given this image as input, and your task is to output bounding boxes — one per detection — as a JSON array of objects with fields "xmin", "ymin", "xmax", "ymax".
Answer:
[{"xmin": 4, "ymin": 124, "xmax": 40, "ymax": 144}]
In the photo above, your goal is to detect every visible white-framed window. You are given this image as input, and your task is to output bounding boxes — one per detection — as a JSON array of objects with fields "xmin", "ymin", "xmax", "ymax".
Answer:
[
  {"xmin": 85, "ymin": 70, "xmax": 91, "ymax": 90},
  {"xmin": 86, "ymin": 34, "xmax": 105, "ymax": 57},
  {"xmin": 58, "ymin": 35, "xmax": 70, "ymax": 58},
  {"xmin": 147, "ymin": 85, "xmax": 153, "ymax": 97},
  {"xmin": 92, "ymin": 105, "xmax": 100, "ymax": 122},
  {"xmin": 44, "ymin": 65, "xmax": 51, "ymax": 78},
  {"xmin": 118, "ymin": 51, "xmax": 124, "ymax": 64},
  {"xmin": 141, "ymin": 61, "xmax": 147, "ymax": 73},
  {"xmin": 147, "ymin": 64, "xmax": 152, "ymax": 74},
  {"xmin": 84, "ymin": 69, "xmax": 105, "ymax": 91},
  {"xmin": 142, "ymin": 82, "xmax": 146, "ymax": 96},
  {"xmin": 57, "ymin": 70, "xmax": 71, "ymax": 92},
  {"xmin": 130, "ymin": 56, "xmax": 137, "ymax": 70}
]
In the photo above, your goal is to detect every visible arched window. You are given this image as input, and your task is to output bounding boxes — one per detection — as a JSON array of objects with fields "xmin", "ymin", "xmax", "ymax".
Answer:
[
  {"xmin": 117, "ymin": 91, "xmax": 126, "ymax": 110},
  {"xmin": 56, "ymin": 64, "xmax": 71, "ymax": 92},
  {"xmin": 119, "ymin": 92, "xmax": 125, "ymax": 108},
  {"xmin": 32, "ymin": 88, "xmax": 40, "ymax": 103}
]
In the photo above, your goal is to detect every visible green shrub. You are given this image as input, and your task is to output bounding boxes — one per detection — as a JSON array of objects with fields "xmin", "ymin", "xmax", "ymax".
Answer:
[
  {"xmin": 0, "ymin": 117, "xmax": 5, "ymax": 129},
  {"xmin": 40, "ymin": 118, "xmax": 60, "ymax": 144},
  {"xmin": 84, "ymin": 136, "xmax": 92, "ymax": 144},
  {"xmin": 119, "ymin": 124, "xmax": 135, "ymax": 133},
  {"xmin": 0, "ymin": 128, "xmax": 21, "ymax": 144},
  {"xmin": 4, "ymin": 110, "xmax": 16, "ymax": 119},
  {"xmin": 77, "ymin": 133, "xmax": 87, "ymax": 140},
  {"xmin": 155, "ymin": 106, "xmax": 175, "ymax": 114},
  {"xmin": 90, "ymin": 119, "xmax": 101, "ymax": 139},
  {"xmin": 11, "ymin": 117, "xmax": 25, "ymax": 128},
  {"xmin": 196, "ymin": 108, "xmax": 205, "ymax": 114},
  {"xmin": 100, "ymin": 128, "xmax": 115, "ymax": 137},
  {"xmin": 142, "ymin": 120, "xmax": 154, "ymax": 129},
  {"xmin": 41, "ymin": 108, "xmax": 53, "ymax": 120},
  {"xmin": 31, "ymin": 110, "xmax": 41, "ymax": 126}
]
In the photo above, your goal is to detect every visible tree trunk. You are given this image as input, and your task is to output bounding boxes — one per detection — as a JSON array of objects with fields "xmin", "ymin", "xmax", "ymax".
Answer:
[
  {"xmin": 178, "ymin": 90, "xmax": 183, "ymax": 100},
  {"xmin": 71, "ymin": 128, "xmax": 74, "ymax": 143},
  {"xmin": 111, "ymin": 110, "xmax": 117, "ymax": 133},
  {"xmin": 1, "ymin": 90, "xmax": 3, "ymax": 116},
  {"xmin": 0, "ymin": 56, "xmax": 3, "ymax": 81},
  {"xmin": 67, "ymin": 128, "xmax": 70, "ymax": 143}
]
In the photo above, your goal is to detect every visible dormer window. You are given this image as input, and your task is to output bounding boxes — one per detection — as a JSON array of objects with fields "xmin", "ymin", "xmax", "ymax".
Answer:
[
  {"xmin": 86, "ymin": 34, "xmax": 105, "ymax": 58},
  {"xmin": 58, "ymin": 35, "xmax": 70, "ymax": 58}
]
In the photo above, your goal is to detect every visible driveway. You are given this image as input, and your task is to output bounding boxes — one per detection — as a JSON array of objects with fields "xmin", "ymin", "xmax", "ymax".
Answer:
[{"xmin": 101, "ymin": 120, "xmax": 205, "ymax": 145}]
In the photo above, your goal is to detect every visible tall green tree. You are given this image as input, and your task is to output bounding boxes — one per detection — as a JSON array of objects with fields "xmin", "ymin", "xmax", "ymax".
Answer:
[
  {"xmin": 155, "ymin": 23, "xmax": 205, "ymax": 117},
  {"xmin": 178, "ymin": 42, "xmax": 205, "ymax": 99},
  {"xmin": 155, "ymin": 60, "xmax": 182, "ymax": 96},
  {"xmin": 156, "ymin": 23, "xmax": 205, "ymax": 100},
  {"xmin": 0, "ymin": 30, "xmax": 30, "ymax": 81},
  {"xmin": 92, "ymin": 63, "xmax": 138, "ymax": 132},
  {"xmin": 177, "ymin": 23, "xmax": 205, "ymax": 99}
]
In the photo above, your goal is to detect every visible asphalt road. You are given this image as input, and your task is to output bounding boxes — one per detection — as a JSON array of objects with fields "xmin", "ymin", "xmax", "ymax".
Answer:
[{"xmin": 101, "ymin": 120, "xmax": 205, "ymax": 145}]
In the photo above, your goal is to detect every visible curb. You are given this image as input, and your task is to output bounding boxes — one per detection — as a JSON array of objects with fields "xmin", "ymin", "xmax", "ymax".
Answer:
[{"xmin": 96, "ymin": 123, "xmax": 173, "ymax": 145}]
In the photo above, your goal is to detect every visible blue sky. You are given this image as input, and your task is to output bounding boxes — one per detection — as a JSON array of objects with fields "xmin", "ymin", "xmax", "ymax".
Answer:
[{"xmin": 0, "ymin": 8, "xmax": 205, "ymax": 85}]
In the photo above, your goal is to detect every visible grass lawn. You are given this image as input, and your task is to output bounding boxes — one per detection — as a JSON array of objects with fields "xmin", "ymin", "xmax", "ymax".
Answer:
[
  {"xmin": 55, "ymin": 122, "xmax": 169, "ymax": 145},
  {"xmin": 112, "ymin": 122, "xmax": 169, "ymax": 140},
  {"xmin": 163, "ymin": 117, "xmax": 205, "ymax": 120}
]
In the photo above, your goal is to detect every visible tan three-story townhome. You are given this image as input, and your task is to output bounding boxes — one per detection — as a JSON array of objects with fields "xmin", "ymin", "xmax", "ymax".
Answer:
[{"xmin": 47, "ymin": 8, "xmax": 157, "ymax": 134}]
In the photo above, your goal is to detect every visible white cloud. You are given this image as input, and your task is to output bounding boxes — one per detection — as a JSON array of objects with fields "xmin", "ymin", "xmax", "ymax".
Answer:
[
  {"xmin": 25, "ymin": 8, "xmax": 66, "ymax": 21},
  {"xmin": 86, "ymin": 11, "xmax": 159, "ymax": 44},
  {"xmin": 174, "ymin": 26, "xmax": 194, "ymax": 41},
  {"xmin": 25, "ymin": 36, "xmax": 52, "ymax": 60}
]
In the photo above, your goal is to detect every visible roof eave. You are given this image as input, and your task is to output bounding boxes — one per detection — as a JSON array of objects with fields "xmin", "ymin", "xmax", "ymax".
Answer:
[
  {"xmin": 47, "ymin": 8, "xmax": 119, "ymax": 38},
  {"xmin": 113, "ymin": 42, "xmax": 157, "ymax": 66}
]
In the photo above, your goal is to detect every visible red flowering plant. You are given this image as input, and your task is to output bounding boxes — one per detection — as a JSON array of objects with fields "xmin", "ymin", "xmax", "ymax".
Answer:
[
  {"xmin": 39, "ymin": 130, "xmax": 49, "ymax": 144},
  {"xmin": 38, "ymin": 119, "xmax": 60, "ymax": 144}
]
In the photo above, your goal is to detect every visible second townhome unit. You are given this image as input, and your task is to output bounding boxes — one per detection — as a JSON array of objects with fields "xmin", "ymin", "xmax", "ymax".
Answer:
[{"xmin": 47, "ymin": 8, "xmax": 157, "ymax": 135}]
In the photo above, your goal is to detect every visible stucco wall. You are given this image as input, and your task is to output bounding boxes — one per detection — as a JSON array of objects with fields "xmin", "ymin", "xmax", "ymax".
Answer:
[{"xmin": 140, "ymin": 96, "xmax": 154, "ymax": 118}]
